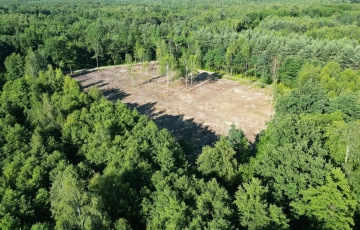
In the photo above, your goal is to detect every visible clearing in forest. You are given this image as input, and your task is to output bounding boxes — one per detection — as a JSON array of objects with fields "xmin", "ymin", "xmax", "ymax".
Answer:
[{"xmin": 73, "ymin": 63, "xmax": 273, "ymax": 152}]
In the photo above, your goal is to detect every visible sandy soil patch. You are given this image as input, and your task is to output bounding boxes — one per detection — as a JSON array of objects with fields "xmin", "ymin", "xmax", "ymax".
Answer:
[{"xmin": 73, "ymin": 63, "xmax": 274, "ymax": 152}]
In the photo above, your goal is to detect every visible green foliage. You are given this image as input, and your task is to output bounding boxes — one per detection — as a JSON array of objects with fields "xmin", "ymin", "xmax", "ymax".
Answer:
[
  {"xmin": 299, "ymin": 62, "xmax": 360, "ymax": 97},
  {"xmin": 197, "ymin": 136, "xmax": 239, "ymax": 189},
  {"xmin": 25, "ymin": 49, "xmax": 48, "ymax": 78},
  {"xmin": 275, "ymin": 82, "xmax": 330, "ymax": 116},
  {"xmin": 298, "ymin": 62, "xmax": 322, "ymax": 86},
  {"xmin": 254, "ymin": 113, "xmax": 345, "ymax": 215},
  {"xmin": 234, "ymin": 178, "xmax": 289, "ymax": 229},
  {"xmin": 190, "ymin": 178, "xmax": 234, "ymax": 229},
  {"xmin": 143, "ymin": 182, "xmax": 188, "ymax": 229},
  {"xmin": 330, "ymin": 92, "xmax": 360, "ymax": 122},
  {"xmin": 227, "ymin": 124, "xmax": 250, "ymax": 164},
  {"xmin": 290, "ymin": 168, "xmax": 357, "ymax": 229},
  {"xmin": 0, "ymin": 1, "xmax": 360, "ymax": 229},
  {"xmin": 31, "ymin": 222, "xmax": 53, "ymax": 230},
  {"xmin": 4, "ymin": 53, "xmax": 24, "ymax": 81},
  {"xmin": 142, "ymin": 171, "xmax": 234, "ymax": 229},
  {"xmin": 0, "ymin": 66, "xmax": 190, "ymax": 229},
  {"xmin": 278, "ymin": 56, "xmax": 305, "ymax": 87},
  {"xmin": 325, "ymin": 120, "xmax": 360, "ymax": 201},
  {"xmin": 204, "ymin": 47, "xmax": 225, "ymax": 71},
  {"xmin": 85, "ymin": 22, "xmax": 106, "ymax": 68},
  {"xmin": 114, "ymin": 218, "xmax": 131, "ymax": 230},
  {"xmin": 50, "ymin": 166, "xmax": 109, "ymax": 229},
  {"xmin": 44, "ymin": 36, "xmax": 68, "ymax": 68}
]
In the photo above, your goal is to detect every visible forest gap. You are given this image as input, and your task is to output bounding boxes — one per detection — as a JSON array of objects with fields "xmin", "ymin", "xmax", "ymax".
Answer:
[{"xmin": 73, "ymin": 64, "xmax": 273, "ymax": 150}]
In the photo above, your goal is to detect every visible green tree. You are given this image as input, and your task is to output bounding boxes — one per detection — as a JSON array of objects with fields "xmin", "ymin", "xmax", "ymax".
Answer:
[
  {"xmin": 275, "ymin": 82, "xmax": 330, "ymax": 116},
  {"xmin": 227, "ymin": 124, "xmax": 250, "ymax": 164},
  {"xmin": 256, "ymin": 51, "xmax": 272, "ymax": 83},
  {"xmin": 234, "ymin": 178, "xmax": 289, "ymax": 230},
  {"xmin": 30, "ymin": 222, "xmax": 53, "ymax": 230},
  {"xmin": 135, "ymin": 41, "xmax": 145, "ymax": 64},
  {"xmin": 25, "ymin": 49, "xmax": 48, "ymax": 78},
  {"xmin": 330, "ymin": 93, "xmax": 360, "ymax": 122},
  {"xmin": 135, "ymin": 42, "xmax": 148, "ymax": 79},
  {"xmin": 4, "ymin": 53, "xmax": 24, "ymax": 81},
  {"xmin": 241, "ymin": 41, "xmax": 251, "ymax": 76},
  {"xmin": 85, "ymin": 23, "xmax": 106, "ymax": 68},
  {"xmin": 255, "ymin": 113, "xmax": 343, "ymax": 198},
  {"xmin": 114, "ymin": 218, "xmax": 131, "ymax": 230},
  {"xmin": 290, "ymin": 168, "xmax": 357, "ymax": 230},
  {"xmin": 180, "ymin": 49, "xmax": 190, "ymax": 88},
  {"xmin": 204, "ymin": 47, "xmax": 225, "ymax": 71},
  {"xmin": 325, "ymin": 120, "xmax": 360, "ymax": 202},
  {"xmin": 44, "ymin": 36, "xmax": 68, "ymax": 68},
  {"xmin": 89, "ymin": 172, "xmax": 141, "ymax": 229},
  {"xmin": 189, "ymin": 179, "xmax": 234, "ymax": 229},
  {"xmin": 188, "ymin": 53, "xmax": 200, "ymax": 88},
  {"xmin": 225, "ymin": 42, "xmax": 237, "ymax": 75},
  {"xmin": 197, "ymin": 136, "xmax": 239, "ymax": 190},
  {"xmin": 156, "ymin": 40, "xmax": 176, "ymax": 95},
  {"xmin": 125, "ymin": 53, "xmax": 135, "ymax": 86},
  {"xmin": 278, "ymin": 56, "xmax": 305, "ymax": 87},
  {"xmin": 106, "ymin": 35, "xmax": 124, "ymax": 66},
  {"xmin": 50, "ymin": 166, "xmax": 108, "ymax": 229},
  {"xmin": 64, "ymin": 42, "xmax": 78, "ymax": 74},
  {"xmin": 298, "ymin": 62, "xmax": 322, "ymax": 86},
  {"xmin": 142, "ymin": 183, "xmax": 187, "ymax": 230}
]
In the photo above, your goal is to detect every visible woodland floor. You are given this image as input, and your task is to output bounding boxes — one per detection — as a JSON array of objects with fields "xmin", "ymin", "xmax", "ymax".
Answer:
[{"xmin": 73, "ymin": 63, "xmax": 274, "ymax": 152}]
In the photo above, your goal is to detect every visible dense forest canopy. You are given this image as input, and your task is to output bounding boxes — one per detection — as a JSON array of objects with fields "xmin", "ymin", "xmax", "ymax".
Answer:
[{"xmin": 0, "ymin": 0, "xmax": 360, "ymax": 229}]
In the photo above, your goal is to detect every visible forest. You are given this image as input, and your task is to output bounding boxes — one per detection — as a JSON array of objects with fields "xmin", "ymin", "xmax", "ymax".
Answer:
[{"xmin": 0, "ymin": 0, "xmax": 360, "ymax": 229}]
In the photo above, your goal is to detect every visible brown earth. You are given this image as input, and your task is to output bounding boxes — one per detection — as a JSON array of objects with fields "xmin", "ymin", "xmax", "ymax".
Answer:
[{"xmin": 73, "ymin": 63, "xmax": 274, "ymax": 152}]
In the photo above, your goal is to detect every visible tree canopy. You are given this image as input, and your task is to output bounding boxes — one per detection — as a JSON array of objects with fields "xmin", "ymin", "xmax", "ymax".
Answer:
[{"xmin": 0, "ymin": 0, "xmax": 360, "ymax": 229}]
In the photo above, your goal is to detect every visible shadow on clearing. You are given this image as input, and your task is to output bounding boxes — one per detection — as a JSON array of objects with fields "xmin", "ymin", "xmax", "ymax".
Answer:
[{"xmin": 126, "ymin": 101, "xmax": 219, "ymax": 160}]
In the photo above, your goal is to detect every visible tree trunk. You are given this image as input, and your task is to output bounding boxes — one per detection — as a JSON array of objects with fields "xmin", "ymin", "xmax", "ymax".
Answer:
[
  {"xmin": 146, "ymin": 64, "xmax": 149, "ymax": 87},
  {"xmin": 185, "ymin": 66, "xmax": 188, "ymax": 88},
  {"xmin": 166, "ymin": 64, "xmax": 169, "ymax": 95},
  {"xmin": 190, "ymin": 73, "xmax": 193, "ymax": 88},
  {"xmin": 96, "ymin": 54, "xmax": 99, "ymax": 69}
]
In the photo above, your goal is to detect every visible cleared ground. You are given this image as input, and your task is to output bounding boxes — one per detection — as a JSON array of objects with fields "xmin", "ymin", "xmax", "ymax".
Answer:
[{"xmin": 73, "ymin": 63, "xmax": 274, "ymax": 152}]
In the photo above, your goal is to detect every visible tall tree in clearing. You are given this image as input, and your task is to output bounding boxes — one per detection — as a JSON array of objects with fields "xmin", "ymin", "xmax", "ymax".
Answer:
[
  {"xmin": 86, "ymin": 22, "xmax": 106, "ymax": 69},
  {"xmin": 157, "ymin": 40, "xmax": 176, "ymax": 95}
]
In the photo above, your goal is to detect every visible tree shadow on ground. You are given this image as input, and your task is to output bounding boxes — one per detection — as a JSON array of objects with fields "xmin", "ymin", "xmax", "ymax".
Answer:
[
  {"xmin": 195, "ymin": 72, "xmax": 209, "ymax": 81},
  {"xmin": 138, "ymin": 75, "xmax": 163, "ymax": 87},
  {"xmin": 73, "ymin": 73, "xmax": 130, "ymax": 101},
  {"xmin": 73, "ymin": 70, "xmax": 220, "ymax": 160},
  {"xmin": 73, "ymin": 77, "xmax": 91, "ymax": 84},
  {"xmin": 81, "ymin": 80, "xmax": 108, "ymax": 90},
  {"xmin": 71, "ymin": 69, "xmax": 98, "ymax": 78},
  {"xmin": 185, "ymin": 71, "xmax": 223, "ymax": 90},
  {"xmin": 103, "ymin": 88, "xmax": 130, "ymax": 101},
  {"xmin": 72, "ymin": 70, "xmax": 108, "ymax": 89},
  {"xmin": 195, "ymin": 72, "xmax": 222, "ymax": 82},
  {"xmin": 126, "ymin": 101, "xmax": 219, "ymax": 159}
]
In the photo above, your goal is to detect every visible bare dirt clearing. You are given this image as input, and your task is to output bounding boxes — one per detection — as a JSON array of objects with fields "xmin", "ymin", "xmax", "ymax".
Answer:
[{"xmin": 73, "ymin": 63, "xmax": 274, "ymax": 152}]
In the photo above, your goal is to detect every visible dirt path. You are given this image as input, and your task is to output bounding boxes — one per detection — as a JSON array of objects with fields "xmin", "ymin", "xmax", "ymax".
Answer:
[{"xmin": 73, "ymin": 64, "xmax": 274, "ymax": 152}]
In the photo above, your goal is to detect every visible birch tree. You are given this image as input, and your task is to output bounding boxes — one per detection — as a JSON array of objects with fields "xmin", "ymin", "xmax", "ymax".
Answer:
[
  {"xmin": 157, "ymin": 40, "xmax": 176, "ymax": 95},
  {"xmin": 125, "ymin": 53, "xmax": 135, "ymax": 87},
  {"xmin": 50, "ymin": 166, "xmax": 108, "ymax": 230}
]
